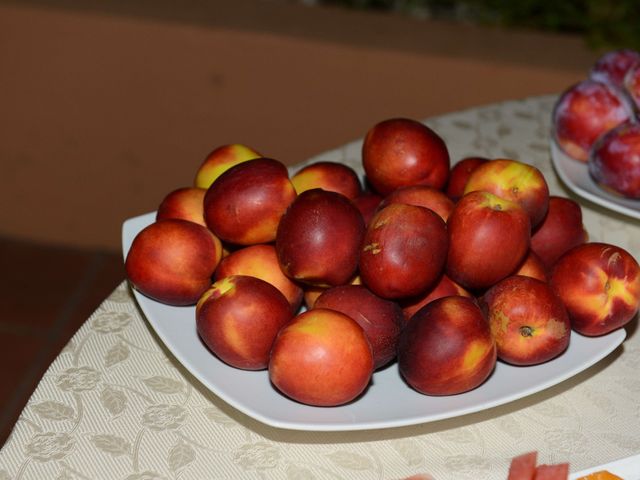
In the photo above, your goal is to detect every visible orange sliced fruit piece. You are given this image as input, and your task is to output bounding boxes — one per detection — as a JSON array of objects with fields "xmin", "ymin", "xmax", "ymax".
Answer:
[{"xmin": 575, "ymin": 471, "xmax": 624, "ymax": 480}]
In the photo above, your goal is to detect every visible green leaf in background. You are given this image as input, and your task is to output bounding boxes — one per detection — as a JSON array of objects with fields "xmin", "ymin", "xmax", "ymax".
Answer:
[{"xmin": 313, "ymin": 0, "xmax": 640, "ymax": 50}]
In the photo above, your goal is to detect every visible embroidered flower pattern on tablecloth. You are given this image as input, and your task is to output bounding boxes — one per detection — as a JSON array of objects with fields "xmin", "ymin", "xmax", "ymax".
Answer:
[
  {"xmin": 24, "ymin": 433, "xmax": 74, "ymax": 462},
  {"xmin": 233, "ymin": 442, "xmax": 280, "ymax": 471},
  {"xmin": 56, "ymin": 367, "xmax": 100, "ymax": 392},
  {"xmin": 91, "ymin": 311, "xmax": 132, "ymax": 334},
  {"xmin": 141, "ymin": 405, "xmax": 187, "ymax": 432}
]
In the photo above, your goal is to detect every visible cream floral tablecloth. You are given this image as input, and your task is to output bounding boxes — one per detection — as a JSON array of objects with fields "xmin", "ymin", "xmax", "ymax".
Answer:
[{"xmin": 2, "ymin": 96, "xmax": 640, "ymax": 480}]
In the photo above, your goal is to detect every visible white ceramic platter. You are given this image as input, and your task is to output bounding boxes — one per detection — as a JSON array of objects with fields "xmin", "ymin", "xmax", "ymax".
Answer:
[
  {"xmin": 122, "ymin": 212, "xmax": 626, "ymax": 432},
  {"xmin": 571, "ymin": 452, "xmax": 640, "ymax": 479},
  {"xmin": 550, "ymin": 139, "xmax": 640, "ymax": 220}
]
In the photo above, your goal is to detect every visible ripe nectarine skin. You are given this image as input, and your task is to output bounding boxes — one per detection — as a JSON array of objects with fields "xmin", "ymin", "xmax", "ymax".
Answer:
[
  {"xmin": 625, "ymin": 63, "xmax": 640, "ymax": 110},
  {"xmin": 552, "ymin": 79, "xmax": 634, "ymax": 162},
  {"xmin": 446, "ymin": 191, "xmax": 530, "ymax": 291},
  {"xmin": 590, "ymin": 48, "xmax": 640, "ymax": 89},
  {"xmin": 481, "ymin": 275, "xmax": 570, "ymax": 365},
  {"xmin": 463, "ymin": 158, "xmax": 550, "ymax": 228},
  {"xmin": 301, "ymin": 274, "xmax": 361, "ymax": 309},
  {"xmin": 125, "ymin": 219, "xmax": 222, "ymax": 306},
  {"xmin": 194, "ymin": 143, "xmax": 261, "ymax": 189},
  {"xmin": 291, "ymin": 161, "xmax": 362, "ymax": 200},
  {"xmin": 156, "ymin": 187, "xmax": 207, "ymax": 227},
  {"xmin": 269, "ymin": 308, "xmax": 374, "ymax": 406},
  {"xmin": 196, "ymin": 275, "xmax": 292, "ymax": 370},
  {"xmin": 513, "ymin": 250, "xmax": 549, "ymax": 282},
  {"xmin": 203, "ymin": 158, "xmax": 296, "ymax": 245},
  {"xmin": 376, "ymin": 185, "xmax": 455, "ymax": 222},
  {"xmin": 550, "ymin": 242, "xmax": 640, "ymax": 336},
  {"xmin": 445, "ymin": 156, "xmax": 489, "ymax": 201},
  {"xmin": 359, "ymin": 203, "xmax": 448, "ymax": 299},
  {"xmin": 589, "ymin": 120, "xmax": 640, "ymax": 199},
  {"xmin": 276, "ymin": 189, "xmax": 365, "ymax": 287},
  {"xmin": 531, "ymin": 196, "xmax": 588, "ymax": 268},
  {"xmin": 362, "ymin": 118, "xmax": 450, "ymax": 195},
  {"xmin": 315, "ymin": 285, "xmax": 403, "ymax": 369},
  {"xmin": 214, "ymin": 244, "xmax": 304, "ymax": 313},
  {"xmin": 351, "ymin": 191, "xmax": 383, "ymax": 227},
  {"xmin": 398, "ymin": 296, "xmax": 496, "ymax": 396},
  {"xmin": 399, "ymin": 273, "xmax": 472, "ymax": 323}
]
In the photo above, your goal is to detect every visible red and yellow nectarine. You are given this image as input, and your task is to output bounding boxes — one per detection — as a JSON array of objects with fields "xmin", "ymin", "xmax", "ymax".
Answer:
[
  {"xmin": 362, "ymin": 118, "xmax": 450, "ymax": 195},
  {"xmin": 214, "ymin": 244, "xmax": 303, "ymax": 313},
  {"xmin": 481, "ymin": 275, "xmax": 570, "ymax": 365},
  {"xmin": 359, "ymin": 203, "xmax": 448, "ymax": 299},
  {"xmin": 204, "ymin": 158, "xmax": 296, "ymax": 245},
  {"xmin": 550, "ymin": 242, "xmax": 640, "ymax": 336},
  {"xmin": 463, "ymin": 158, "xmax": 549, "ymax": 228},
  {"xmin": 291, "ymin": 161, "xmax": 362, "ymax": 200},
  {"xmin": 314, "ymin": 284, "xmax": 403, "ymax": 369},
  {"xmin": 446, "ymin": 191, "xmax": 530, "ymax": 291},
  {"xmin": 196, "ymin": 275, "xmax": 292, "ymax": 370},
  {"xmin": 125, "ymin": 219, "xmax": 222, "ymax": 306},
  {"xmin": 269, "ymin": 308, "xmax": 374, "ymax": 406},
  {"xmin": 398, "ymin": 296, "xmax": 496, "ymax": 396},
  {"xmin": 276, "ymin": 189, "xmax": 365, "ymax": 287},
  {"xmin": 194, "ymin": 143, "xmax": 261, "ymax": 189}
]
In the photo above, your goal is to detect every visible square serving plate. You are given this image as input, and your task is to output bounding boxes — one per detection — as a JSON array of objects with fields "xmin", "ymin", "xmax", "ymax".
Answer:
[{"xmin": 122, "ymin": 212, "xmax": 626, "ymax": 432}]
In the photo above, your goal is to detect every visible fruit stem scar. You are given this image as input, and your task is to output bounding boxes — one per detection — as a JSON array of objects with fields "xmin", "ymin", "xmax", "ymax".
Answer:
[
  {"xmin": 519, "ymin": 325, "xmax": 533, "ymax": 337},
  {"xmin": 363, "ymin": 243, "xmax": 382, "ymax": 254},
  {"xmin": 493, "ymin": 204, "xmax": 502, "ymax": 211},
  {"xmin": 373, "ymin": 219, "xmax": 388, "ymax": 229}
]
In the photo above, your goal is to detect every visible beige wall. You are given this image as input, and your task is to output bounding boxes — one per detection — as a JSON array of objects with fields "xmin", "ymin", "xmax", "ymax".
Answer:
[{"xmin": 0, "ymin": 2, "xmax": 599, "ymax": 251}]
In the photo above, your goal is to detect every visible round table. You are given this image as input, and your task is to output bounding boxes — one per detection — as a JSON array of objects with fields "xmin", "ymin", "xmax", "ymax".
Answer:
[{"xmin": 2, "ymin": 95, "xmax": 639, "ymax": 480}]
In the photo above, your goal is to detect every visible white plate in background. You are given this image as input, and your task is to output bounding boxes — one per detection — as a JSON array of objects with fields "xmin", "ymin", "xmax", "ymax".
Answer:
[
  {"xmin": 550, "ymin": 139, "xmax": 640, "ymax": 220},
  {"xmin": 122, "ymin": 211, "xmax": 626, "ymax": 432}
]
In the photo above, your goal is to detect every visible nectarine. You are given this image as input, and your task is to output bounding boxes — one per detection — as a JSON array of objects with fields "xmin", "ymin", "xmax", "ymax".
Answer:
[
  {"xmin": 291, "ymin": 161, "xmax": 362, "ymax": 200},
  {"xmin": 314, "ymin": 284, "xmax": 403, "ymax": 369},
  {"xmin": 552, "ymin": 79, "xmax": 634, "ymax": 162},
  {"xmin": 125, "ymin": 219, "xmax": 222, "ymax": 306},
  {"xmin": 550, "ymin": 242, "xmax": 640, "ymax": 336},
  {"xmin": 463, "ymin": 158, "xmax": 549, "ymax": 228},
  {"xmin": 359, "ymin": 203, "xmax": 448, "ymax": 299},
  {"xmin": 276, "ymin": 189, "xmax": 365, "ymax": 287},
  {"xmin": 214, "ymin": 244, "xmax": 303, "ymax": 312},
  {"xmin": 269, "ymin": 308, "xmax": 374, "ymax": 406},
  {"xmin": 446, "ymin": 191, "xmax": 530, "ymax": 290},
  {"xmin": 203, "ymin": 158, "xmax": 296, "ymax": 245},
  {"xmin": 194, "ymin": 143, "xmax": 261, "ymax": 189},
  {"xmin": 156, "ymin": 187, "xmax": 207, "ymax": 227},
  {"xmin": 531, "ymin": 196, "xmax": 588, "ymax": 268},
  {"xmin": 398, "ymin": 296, "xmax": 496, "ymax": 396},
  {"xmin": 196, "ymin": 275, "xmax": 292, "ymax": 370},
  {"xmin": 362, "ymin": 118, "xmax": 450, "ymax": 195},
  {"xmin": 481, "ymin": 275, "xmax": 570, "ymax": 365}
]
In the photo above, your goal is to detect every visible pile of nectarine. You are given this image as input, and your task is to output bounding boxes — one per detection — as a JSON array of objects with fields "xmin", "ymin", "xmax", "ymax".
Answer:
[
  {"xmin": 553, "ymin": 48, "xmax": 640, "ymax": 198},
  {"xmin": 125, "ymin": 111, "xmax": 640, "ymax": 408}
]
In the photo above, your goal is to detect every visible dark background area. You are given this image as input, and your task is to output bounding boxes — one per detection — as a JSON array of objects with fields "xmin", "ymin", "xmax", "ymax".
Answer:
[{"xmin": 314, "ymin": 0, "xmax": 640, "ymax": 50}]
